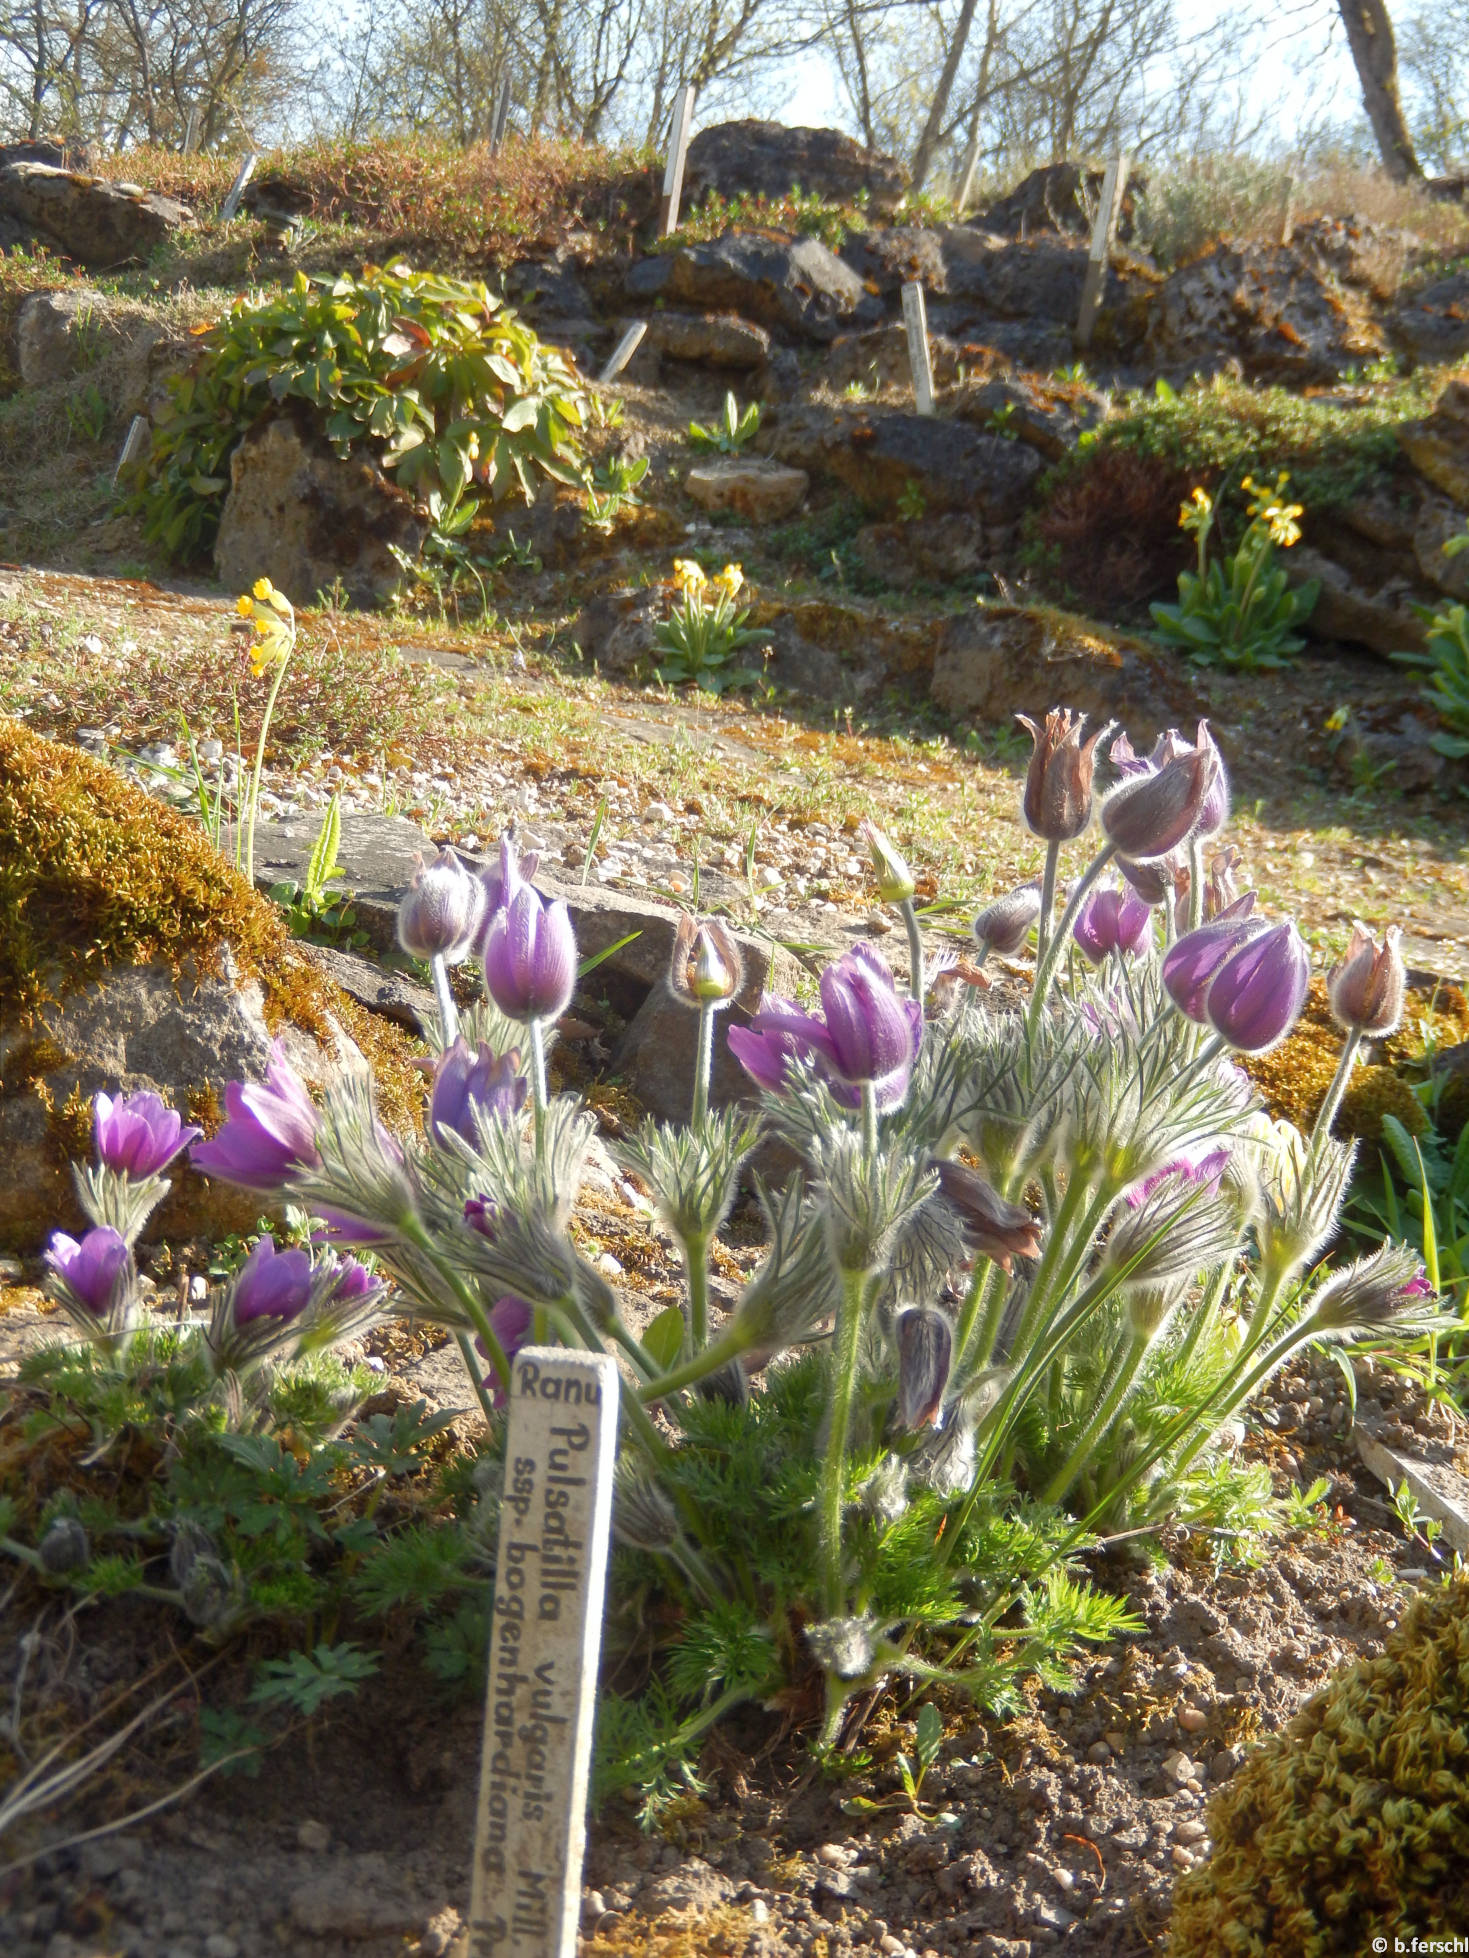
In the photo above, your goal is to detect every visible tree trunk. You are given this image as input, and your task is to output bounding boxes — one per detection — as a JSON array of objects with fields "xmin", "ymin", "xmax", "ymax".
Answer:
[
  {"xmin": 910, "ymin": 0, "xmax": 982, "ymax": 191},
  {"xmin": 1336, "ymin": 0, "xmax": 1423, "ymax": 181}
]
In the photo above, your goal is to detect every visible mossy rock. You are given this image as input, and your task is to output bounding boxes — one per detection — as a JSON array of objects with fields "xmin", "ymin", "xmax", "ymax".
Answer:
[
  {"xmin": 1170, "ymin": 1575, "xmax": 1469, "ymax": 1955},
  {"xmin": 0, "ymin": 717, "xmax": 422, "ymax": 1253}
]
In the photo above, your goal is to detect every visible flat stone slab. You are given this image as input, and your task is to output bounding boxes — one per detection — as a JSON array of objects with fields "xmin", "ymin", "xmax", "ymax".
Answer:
[
  {"xmin": 684, "ymin": 458, "xmax": 808, "ymax": 522},
  {"xmin": 1357, "ymin": 1429, "xmax": 1469, "ymax": 1555}
]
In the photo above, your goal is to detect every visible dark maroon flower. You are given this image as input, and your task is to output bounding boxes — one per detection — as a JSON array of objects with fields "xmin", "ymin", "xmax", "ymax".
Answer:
[
  {"xmin": 1327, "ymin": 921, "xmax": 1405, "ymax": 1038},
  {"xmin": 896, "ymin": 1307, "xmax": 953, "ymax": 1430},
  {"xmin": 1015, "ymin": 709, "xmax": 1108, "ymax": 842}
]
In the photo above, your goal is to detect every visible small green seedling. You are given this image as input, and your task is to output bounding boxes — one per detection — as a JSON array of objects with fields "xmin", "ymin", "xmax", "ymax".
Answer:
[{"xmin": 688, "ymin": 392, "xmax": 760, "ymax": 455}]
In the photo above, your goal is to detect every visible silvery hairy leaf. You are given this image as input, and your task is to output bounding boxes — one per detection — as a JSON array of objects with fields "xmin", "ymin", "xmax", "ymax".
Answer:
[
  {"xmin": 614, "ymin": 1466, "xmax": 682, "ymax": 1551},
  {"xmin": 1253, "ymin": 1121, "xmax": 1355, "ymax": 1278},
  {"xmin": 731, "ymin": 1179, "xmax": 841, "ymax": 1363},
  {"xmin": 71, "ymin": 1161, "xmax": 171, "ymax": 1246},
  {"xmin": 813, "ymin": 1126, "xmax": 937, "ymax": 1276},
  {"xmin": 857, "ymin": 1455, "xmax": 910, "ymax": 1527},
  {"xmin": 618, "ymin": 1106, "xmax": 761, "ymax": 1244},
  {"xmin": 909, "ymin": 1368, "xmax": 1010, "ymax": 1496},
  {"xmin": 912, "ymin": 999, "xmax": 1081, "ymax": 1182},
  {"xmin": 805, "ymin": 1614, "xmax": 878, "ymax": 1679}
]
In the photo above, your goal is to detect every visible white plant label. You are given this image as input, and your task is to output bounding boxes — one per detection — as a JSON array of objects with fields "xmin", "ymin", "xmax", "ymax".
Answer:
[
  {"xmin": 465, "ymin": 1349, "xmax": 620, "ymax": 1958},
  {"xmin": 598, "ymin": 320, "xmax": 647, "ymax": 383},
  {"xmin": 901, "ymin": 281, "xmax": 935, "ymax": 416}
]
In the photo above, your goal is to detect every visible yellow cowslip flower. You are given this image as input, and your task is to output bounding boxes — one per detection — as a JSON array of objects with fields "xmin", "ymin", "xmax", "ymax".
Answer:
[
  {"xmin": 1262, "ymin": 502, "xmax": 1303, "ymax": 548},
  {"xmin": 1179, "ymin": 486, "xmax": 1213, "ymax": 532},
  {"xmin": 237, "ymin": 580, "xmax": 296, "ymax": 677},
  {"xmin": 712, "ymin": 562, "xmax": 743, "ymax": 599},
  {"xmin": 673, "ymin": 558, "xmax": 708, "ymax": 599}
]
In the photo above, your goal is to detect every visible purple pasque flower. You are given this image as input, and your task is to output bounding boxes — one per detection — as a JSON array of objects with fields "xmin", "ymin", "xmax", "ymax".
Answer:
[
  {"xmin": 972, "ymin": 884, "xmax": 1042, "ymax": 959},
  {"xmin": 1101, "ymin": 736, "xmax": 1220, "ymax": 862},
  {"xmin": 483, "ymin": 884, "xmax": 577, "ymax": 1023},
  {"xmin": 324, "ymin": 1256, "xmax": 377, "ymax": 1304},
  {"xmin": 475, "ymin": 1295, "xmax": 536, "ymax": 1406},
  {"xmin": 463, "ymin": 1195, "xmax": 500, "ymax": 1239},
  {"xmin": 1118, "ymin": 852, "xmax": 1183, "ymax": 908},
  {"xmin": 429, "ymin": 1039, "xmax": 527, "ymax": 1147},
  {"xmin": 1073, "ymin": 882, "xmax": 1153, "ymax": 963},
  {"xmin": 474, "ymin": 834, "xmax": 539, "ymax": 948},
  {"xmin": 231, "ymin": 1236, "xmax": 314, "ymax": 1324},
  {"xmin": 730, "ymin": 945, "xmax": 922, "ymax": 1108},
  {"xmin": 45, "ymin": 1227, "xmax": 131, "ymax": 1315},
  {"xmin": 93, "ymin": 1091, "xmax": 201, "ymax": 1179},
  {"xmin": 1124, "ymin": 1147, "xmax": 1231, "ymax": 1210},
  {"xmin": 1161, "ymin": 897, "xmax": 1261, "ymax": 1022},
  {"xmin": 191, "ymin": 1040, "xmax": 321, "ymax": 1193},
  {"xmin": 397, "ymin": 845, "xmax": 487, "ymax": 966},
  {"xmin": 1204, "ymin": 919, "xmax": 1311, "ymax": 1055}
]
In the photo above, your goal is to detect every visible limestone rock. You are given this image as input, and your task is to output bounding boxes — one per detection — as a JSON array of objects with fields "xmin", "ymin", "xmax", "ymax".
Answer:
[
  {"xmin": 0, "ymin": 161, "xmax": 192, "ymax": 266},
  {"xmin": 937, "ymin": 229, "xmax": 1152, "ymax": 327},
  {"xmin": 1288, "ymin": 546, "xmax": 1429, "ymax": 659},
  {"xmin": 1145, "ymin": 241, "xmax": 1386, "ymax": 383},
  {"xmin": 213, "ymin": 408, "xmax": 425, "ymax": 609},
  {"xmin": 855, "ymin": 513, "xmax": 986, "ymax": 588},
  {"xmin": 931, "ymin": 603, "xmax": 1200, "ymax": 738},
  {"xmin": 839, "ymin": 226, "xmax": 948, "ymax": 296},
  {"xmin": 647, "ymin": 310, "xmax": 771, "ymax": 367},
  {"xmin": 950, "ymin": 375, "xmax": 1107, "ymax": 461},
  {"xmin": 1397, "ymin": 378, "xmax": 1469, "ymax": 509},
  {"xmin": 571, "ymin": 587, "xmax": 663, "ymax": 678},
  {"xmin": 1390, "ymin": 270, "xmax": 1469, "ymax": 364},
  {"xmin": 0, "ymin": 954, "xmax": 365, "ymax": 1254},
  {"xmin": 806, "ymin": 407, "xmax": 1044, "ymax": 519},
  {"xmin": 626, "ymin": 232, "xmax": 880, "ymax": 342},
  {"xmin": 684, "ymin": 456, "xmax": 808, "ymax": 522},
  {"xmin": 683, "ymin": 120, "xmax": 906, "ymax": 215},
  {"xmin": 1413, "ymin": 497, "xmax": 1469, "ymax": 599},
  {"xmin": 975, "ymin": 162, "xmax": 1146, "ymax": 241},
  {"xmin": 823, "ymin": 322, "xmax": 964, "ymax": 395},
  {"xmin": 14, "ymin": 287, "xmax": 161, "ymax": 388}
]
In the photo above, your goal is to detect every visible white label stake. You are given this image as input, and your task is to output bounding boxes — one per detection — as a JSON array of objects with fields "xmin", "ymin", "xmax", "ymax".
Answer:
[
  {"xmin": 220, "ymin": 151, "xmax": 260, "ymax": 222},
  {"xmin": 598, "ymin": 320, "xmax": 647, "ymax": 384},
  {"xmin": 490, "ymin": 76, "xmax": 512, "ymax": 152},
  {"xmin": 465, "ymin": 1349, "xmax": 619, "ymax": 1958},
  {"xmin": 901, "ymin": 282, "xmax": 936, "ymax": 416},
  {"xmin": 112, "ymin": 415, "xmax": 150, "ymax": 487},
  {"xmin": 1075, "ymin": 151, "xmax": 1128, "ymax": 350},
  {"xmin": 658, "ymin": 83, "xmax": 696, "ymax": 236}
]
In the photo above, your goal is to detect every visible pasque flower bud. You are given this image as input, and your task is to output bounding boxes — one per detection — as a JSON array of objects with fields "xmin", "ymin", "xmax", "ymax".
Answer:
[
  {"xmin": 1073, "ymin": 882, "xmax": 1153, "ymax": 963},
  {"xmin": 1327, "ymin": 921, "xmax": 1405, "ymax": 1038},
  {"xmin": 1015, "ymin": 709, "xmax": 1108, "ymax": 842},
  {"xmin": 483, "ymin": 885, "xmax": 578, "ymax": 1023},
  {"xmin": 668, "ymin": 914, "xmax": 744, "ymax": 1007},
  {"xmin": 972, "ymin": 884, "xmax": 1042, "ymax": 960},
  {"xmin": 397, "ymin": 845, "xmax": 487, "ymax": 965},
  {"xmin": 1101, "ymin": 741, "xmax": 1220, "ymax": 862},
  {"xmin": 1205, "ymin": 919, "xmax": 1311, "ymax": 1055},
  {"xmin": 896, "ymin": 1306, "xmax": 953, "ymax": 1430},
  {"xmin": 859, "ymin": 819, "xmax": 917, "ymax": 904}
]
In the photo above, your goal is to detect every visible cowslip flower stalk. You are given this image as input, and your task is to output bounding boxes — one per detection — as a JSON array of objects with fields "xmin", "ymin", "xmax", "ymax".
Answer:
[{"xmin": 234, "ymin": 578, "xmax": 296, "ymax": 887}]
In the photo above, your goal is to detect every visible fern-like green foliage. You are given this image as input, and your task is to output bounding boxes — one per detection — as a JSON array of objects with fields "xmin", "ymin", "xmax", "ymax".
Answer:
[{"xmin": 136, "ymin": 264, "xmax": 593, "ymax": 564}]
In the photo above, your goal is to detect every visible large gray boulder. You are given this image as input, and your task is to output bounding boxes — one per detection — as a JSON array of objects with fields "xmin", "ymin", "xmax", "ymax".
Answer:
[
  {"xmin": 767, "ymin": 403, "xmax": 1043, "ymax": 520},
  {"xmin": 14, "ymin": 287, "xmax": 162, "ymax": 388},
  {"xmin": 683, "ymin": 120, "xmax": 907, "ymax": 216},
  {"xmin": 213, "ymin": 409, "xmax": 425, "ymax": 609},
  {"xmin": 0, "ymin": 162, "xmax": 192, "ymax": 267},
  {"xmin": 1145, "ymin": 241, "xmax": 1386, "ymax": 383},
  {"xmin": 1390, "ymin": 270, "xmax": 1469, "ymax": 363},
  {"xmin": 626, "ymin": 232, "xmax": 882, "ymax": 342},
  {"xmin": 975, "ymin": 162, "xmax": 1145, "ymax": 241}
]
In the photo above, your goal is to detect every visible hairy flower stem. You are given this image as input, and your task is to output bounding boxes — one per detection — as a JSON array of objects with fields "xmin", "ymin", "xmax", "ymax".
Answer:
[
  {"xmin": 429, "ymin": 954, "xmax": 459, "ymax": 1048},
  {"xmin": 1035, "ymin": 840, "xmax": 1061, "ymax": 968},
  {"xmin": 244, "ymin": 651, "xmax": 291, "ymax": 886},
  {"xmin": 955, "ymin": 1260, "xmax": 1007, "ymax": 1372},
  {"xmin": 1026, "ymin": 842, "xmax": 1117, "ymax": 1037},
  {"xmin": 639, "ymin": 1323, "xmax": 751, "ymax": 1400},
  {"xmin": 1008, "ymin": 1176, "xmax": 1114, "ymax": 1367},
  {"xmin": 684, "ymin": 1231, "xmax": 710, "ymax": 1352},
  {"xmin": 527, "ymin": 1017, "xmax": 549, "ymax": 1161},
  {"xmin": 1040, "ymin": 1330, "xmax": 1148, "ymax": 1505},
  {"xmin": 1309, "ymin": 1028, "xmax": 1363, "ymax": 1160},
  {"xmin": 899, "ymin": 897, "xmax": 926, "ymax": 1006},
  {"xmin": 861, "ymin": 1081, "xmax": 879, "ymax": 1160},
  {"xmin": 453, "ymin": 1329, "xmax": 498, "ymax": 1426},
  {"xmin": 1187, "ymin": 837, "xmax": 1204, "ymax": 933},
  {"xmin": 1169, "ymin": 1260, "xmax": 1233, "ymax": 1379},
  {"xmin": 820, "ymin": 1268, "xmax": 872, "ymax": 1617},
  {"xmin": 691, "ymin": 1001, "xmax": 716, "ymax": 1129}
]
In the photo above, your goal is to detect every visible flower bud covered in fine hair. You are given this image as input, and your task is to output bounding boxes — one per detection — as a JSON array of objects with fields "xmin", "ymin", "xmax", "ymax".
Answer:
[
  {"xmin": 1205, "ymin": 919, "xmax": 1311, "ymax": 1055},
  {"xmin": 1015, "ymin": 709, "xmax": 1108, "ymax": 842},
  {"xmin": 932, "ymin": 1159, "xmax": 1042, "ymax": 1270},
  {"xmin": 1161, "ymin": 898, "xmax": 1261, "ymax": 1022},
  {"xmin": 859, "ymin": 818, "xmax": 916, "ymax": 904},
  {"xmin": 39, "ymin": 1516, "xmax": 90, "ymax": 1574},
  {"xmin": 1101, "ymin": 741, "xmax": 1220, "ymax": 862},
  {"xmin": 896, "ymin": 1305, "xmax": 953, "ymax": 1430},
  {"xmin": 1306, "ymin": 1243, "xmax": 1436, "ymax": 1337},
  {"xmin": 1073, "ymin": 882, "xmax": 1153, "ymax": 963},
  {"xmin": 397, "ymin": 845, "xmax": 487, "ymax": 965},
  {"xmin": 1327, "ymin": 921, "xmax": 1406, "ymax": 1038},
  {"xmin": 668, "ymin": 914, "xmax": 744, "ymax": 1008},
  {"xmin": 483, "ymin": 885, "xmax": 577, "ymax": 1023},
  {"xmin": 972, "ymin": 883, "xmax": 1042, "ymax": 960}
]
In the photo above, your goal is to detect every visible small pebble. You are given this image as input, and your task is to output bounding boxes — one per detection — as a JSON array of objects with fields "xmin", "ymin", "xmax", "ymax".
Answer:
[
  {"xmin": 750, "ymin": 1900, "xmax": 770, "ymax": 1924},
  {"xmin": 297, "ymin": 1818, "xmax": 330, "ymax": 1853},
  {"xmin": 1171, "ymin": 1846, "xmax": 1195, "ymax": 1870},
  {"xmin": 1178, "ymin": 1705, "xmax": 1208, "ymax": 1733}
]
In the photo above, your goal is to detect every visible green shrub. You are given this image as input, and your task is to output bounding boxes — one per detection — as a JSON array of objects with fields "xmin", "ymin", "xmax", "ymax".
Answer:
[
  {"xmin": 1170, "ymin": 1575, "xmax": 1469, "ymax": 1956},
  {"xmin": 137, "ymin": 264, "xmax": 593, "ymax": 563},
  {"xmin": 1133, "ymin": 158, "xmax": 1295, "ymax": 268}
]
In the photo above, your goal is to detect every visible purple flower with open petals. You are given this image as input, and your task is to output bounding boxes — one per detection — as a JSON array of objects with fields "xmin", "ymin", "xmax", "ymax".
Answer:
[
  {"xmin": 1205, "ymin": 920, "xmax": 1311, "ymax": 1055},
  {"xmin": 45, "ymin": 1227, "xmax": 131, "ymax": 1315},
  {"xmin": 475, "ymin": 1295, "xmax": 536, "ymax": 1406},
  {"xmin": 232, "ymin": 1237, "xmax": 314, "ymax": 1325},
  {"xmin": 730, "ymin": 945, "xmax": 922, "ymax": 1109},
  {"xmin": 1161, "ymin": 898, "xmax": 1261, "ymax": 1022},
  {"xmin": 1124, "ymin": 1147, "xmax": 1231, "ymax": 1210},
  {"xmin": 484, "ymin": 885, "xmax": 577, "ymax": 1023},
  {"xmin": 429, "ymin": 1039, "xmax": 527, "ymax": 1148},
  {"xmin": 93, "ymin": 1091, "xmax": 201, "ymax": 1179},
  {"xmin": 1073, "ymin": 883, "xmax": 1153, "ymax": 963},
  {"xmin": 191, "ymin": 1041, "xmax": 321, "ymax": 1193}
]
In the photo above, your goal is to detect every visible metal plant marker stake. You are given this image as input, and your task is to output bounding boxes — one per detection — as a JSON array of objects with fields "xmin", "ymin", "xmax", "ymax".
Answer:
[
  {"xmin": 490, "ymin": 76, "xmax": 512, "ymax": 152},
  {"xmin": 220, "ymin": 152, "xmax": 260, "ymax": 222},
  {"xmin": 954, "ymin": 130, "xmax": 981, "ymax": 218},
  {"xmin": 465, "ymin": 1349, "xmax": 619, "ymax": 1958},
  {"xmin": 183, "ymin": 106, "xmax": 198, "ymax": 155},
  {"xmin": 599, "ymin": 320, "xmax": 647, "ymax": 384},
  {"xmin": 658, "ymin": 83, "xmax": 696, "ymax": 236},
  {"xmin": 112, "ymin": 415, "xmax": 150, "ymax": 487},
  {"xmin": 901, "ymin": 281, "xmax": 936, "ymax": 416},
  {"xmin": 1075, "ymin": 151, "xmax": 1128, "ymax": 350}
]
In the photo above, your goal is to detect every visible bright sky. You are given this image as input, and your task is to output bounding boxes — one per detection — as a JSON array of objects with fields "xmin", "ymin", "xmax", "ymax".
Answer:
[{"xmin": 772, "ymin": 0, "xmax": 1367, "ymax": 153}]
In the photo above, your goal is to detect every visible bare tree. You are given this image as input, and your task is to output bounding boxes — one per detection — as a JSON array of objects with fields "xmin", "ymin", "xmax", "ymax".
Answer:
[{"xmin": 1335, "ymin": 0, "xmax": 1422, "ymax": 180}]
